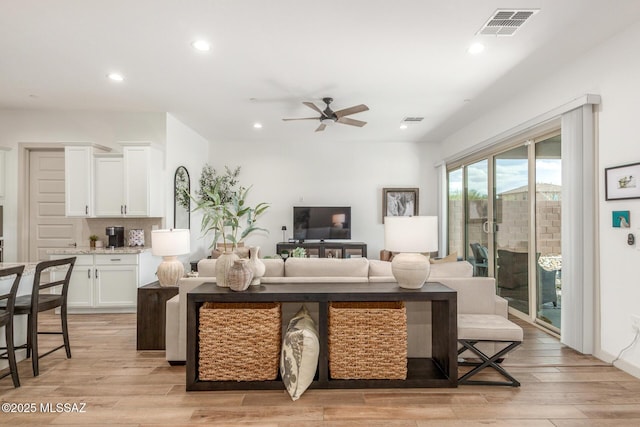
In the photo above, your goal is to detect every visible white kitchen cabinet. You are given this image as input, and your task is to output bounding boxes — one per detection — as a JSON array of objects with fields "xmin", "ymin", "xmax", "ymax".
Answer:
[
  {"xmin": 93, "ymin": 143, "xmax": 164, "ymax": 217},
  {"xmin": 50, "ymin": 251, "xmax": 160, "ymax": 313},
  {"xmin": 95, "ymin": 260, "xmax": 138, "ymax": 307},
  {"xmin": 122, "ymin": 144, "xmax": 164, "ymax": 217},
  {"xmin": 64, "ymin": 254, "xmax": 94, "ymax": 308},
  {"xmin": 65, "ymin": 146, "xmax": 94, "ymax": 217},
  {"xmin": 94, "ymin": 154, "xmax": 124, "ymax": 216}
]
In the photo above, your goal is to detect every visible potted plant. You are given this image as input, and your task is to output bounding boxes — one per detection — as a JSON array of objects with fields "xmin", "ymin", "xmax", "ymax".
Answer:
[
  {"xmin": 291, "ymin": 247, "xmax": 307, "ymax": 258},
  {"xmin": 191, "ymin": 165, "xmax": 270, "ymax": 286},
  {"xmin": 89, "ymin": 235, "xmax": 99, "ymax": 248}
]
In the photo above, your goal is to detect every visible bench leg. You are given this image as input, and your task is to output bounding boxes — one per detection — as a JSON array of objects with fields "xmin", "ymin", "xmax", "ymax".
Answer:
[{"xmin": 458, "ymin": 339, "xmax": 522, "ymax": 387}]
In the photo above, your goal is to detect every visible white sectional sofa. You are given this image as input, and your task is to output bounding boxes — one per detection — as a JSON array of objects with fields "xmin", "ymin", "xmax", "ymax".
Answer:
[{"xmin": 165, "ymin": 257, "xmax": 507, "ymax": 364}]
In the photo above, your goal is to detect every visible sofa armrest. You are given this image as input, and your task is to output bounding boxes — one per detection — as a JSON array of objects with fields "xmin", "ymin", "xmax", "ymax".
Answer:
[{"xmin": 493, "ymin": 295, "xmax": 509, "ymax": 318}]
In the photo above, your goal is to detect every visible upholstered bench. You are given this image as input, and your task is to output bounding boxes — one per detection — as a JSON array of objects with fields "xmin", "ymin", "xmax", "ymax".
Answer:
[{"xmin": 457, "ymin": 314, "xmax": 524, "ymax": 387}]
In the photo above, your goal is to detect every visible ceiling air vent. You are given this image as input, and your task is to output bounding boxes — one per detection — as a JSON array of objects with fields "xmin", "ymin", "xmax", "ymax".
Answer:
[
  {"xmin": 401, "ymin": 117, "xmax": 424, "ymax": 123},
  {"xmin": 477, "ymin": 9, "xmax": 539, "ymax": 36}
]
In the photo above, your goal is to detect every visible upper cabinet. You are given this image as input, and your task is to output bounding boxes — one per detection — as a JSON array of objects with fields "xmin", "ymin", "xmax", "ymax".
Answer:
[
  {"xmin": 66, "ymin": 142, "xmax": 164, "ymax": 218},
  {"xmin": 94, "ymin": 154, "xmax": 124, "ymax": 216},
  {"xmin": 65, "ymin": 146, "xmax": 96, "ymax": 217},
  {"xmin": 92, "ymin": 143, "xmax": 164, "ymax": 218},
  {"xmin": 122, "ymin": 145, "xmax": 164, "ymax": 217}
]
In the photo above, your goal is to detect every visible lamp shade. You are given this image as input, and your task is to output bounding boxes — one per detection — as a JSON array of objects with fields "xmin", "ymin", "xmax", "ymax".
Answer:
[
  {"xmin": 151, "ymin": 229, "xmax": 191, "ymax": 256},
  {"xmin": 384, "ymin": 216, "xmax": 438, "ymax": 253},
  {"xmin": 331, "ymin": 214, "xmax": 346, "ymax": 224}
]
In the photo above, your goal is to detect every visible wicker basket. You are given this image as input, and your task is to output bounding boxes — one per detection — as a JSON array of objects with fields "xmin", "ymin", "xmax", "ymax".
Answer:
[
  {"xmin": 199, "ymin": 302, "xmax": 281, "ymax": 381},
  {"xmin": 328, "ymin": 301, "xmax": 407, "ymax": 380}
]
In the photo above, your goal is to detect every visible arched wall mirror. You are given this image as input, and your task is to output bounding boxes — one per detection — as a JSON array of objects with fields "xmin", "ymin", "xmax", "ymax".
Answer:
[{"xmin": 174, "ymin": 166, "xmax": 190, "ymax": 230}]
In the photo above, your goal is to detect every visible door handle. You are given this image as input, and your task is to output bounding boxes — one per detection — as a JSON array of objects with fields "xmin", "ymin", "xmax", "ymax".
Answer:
[
  {"xmin": 95, "ymin": 269, "xmax": 99, "ymax": 279},
  {"xmin": 482, "ymin": 221, "xmax": 490, "ymax": 233},
  {"xmin": 124, "ymin": 205, "xmax": 127, "ymax": 215},
  {"xmin": 85, "ymin": 205, "xmax": 89, "ymax": 215},
  {"xmin": 121, "ymin": 205, "xmax": 123, "ymax": 214},
  {"xmin": 87, "ymin": 268, "xmax": 91, "ymax": 279}
]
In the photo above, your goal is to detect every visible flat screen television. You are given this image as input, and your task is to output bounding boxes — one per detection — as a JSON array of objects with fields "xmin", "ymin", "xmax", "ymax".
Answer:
[{"xmin": 293, "ymin": 206, "xmax": 351, "ymax": 241}]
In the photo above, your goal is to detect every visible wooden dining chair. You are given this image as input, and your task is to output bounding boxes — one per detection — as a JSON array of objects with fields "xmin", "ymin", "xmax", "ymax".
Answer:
[
  {"xmin": 0, "ymin": 265, "xmax": 25, "ymax": 387},
  {"xmin": 13, "ymin": 257, "xmax": 76, "ymax": 377}
]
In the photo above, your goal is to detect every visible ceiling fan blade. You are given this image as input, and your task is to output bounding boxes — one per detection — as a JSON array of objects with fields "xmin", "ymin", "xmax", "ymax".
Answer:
[
  {"xmin": 303, "ymin": 102, "xmax": 325, "ymax": 116},
  {"xmin": 282, "ymin": 117, "xmax": 320, "ymax": 121},
  {"xmin": 334, "ymin": 104, "xmax": 369, "ymax": 118},
  {"xmin": 315, "ymin": 123, "xmax": 326, "ymax": 132},
  {"xmin": 337, "ymin": 117, "xmax": 367, "ymax": 127}
]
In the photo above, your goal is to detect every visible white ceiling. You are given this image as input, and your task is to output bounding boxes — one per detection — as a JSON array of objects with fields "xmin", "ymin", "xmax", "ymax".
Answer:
[{"xmin": 2, "ymin": 0, "xmax": 640, "ymax": 144}]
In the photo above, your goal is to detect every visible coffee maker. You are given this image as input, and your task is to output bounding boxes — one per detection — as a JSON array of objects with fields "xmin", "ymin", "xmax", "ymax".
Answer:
[{"xmin": 105, "ymin": 226, "xmax": 125, "ymax": 248}]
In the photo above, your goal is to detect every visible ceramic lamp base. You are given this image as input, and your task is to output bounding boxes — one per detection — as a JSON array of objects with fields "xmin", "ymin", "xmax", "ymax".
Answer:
[
  {"xmin": 391, "ymin": 253, "xmax": 431, "ymax": 289},
  {"xmin": 157, "ymin": 256, "xmax": 184, "ymax": 287}
]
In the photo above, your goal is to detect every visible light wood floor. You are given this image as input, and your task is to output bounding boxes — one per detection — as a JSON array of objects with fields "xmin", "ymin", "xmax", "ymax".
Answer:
[{"xmin": 1, "ymin": 313, "xmax": 640, "ymax": 426}]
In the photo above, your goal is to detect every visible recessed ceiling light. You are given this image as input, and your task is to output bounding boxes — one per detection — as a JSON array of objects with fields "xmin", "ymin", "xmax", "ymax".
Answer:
[
  {"xmin": 399, "ymin": 124, "xmax": 408, "ymax": 130},
  {"xmin": 107, "ymin": 73, "xmax": 124, "ymax": 82},
  {"xmin": 191, "ymin": 40, "xmax": 211, "ymax": 51},
  {"xmin": 253, "ymin": 123, "xmax": 263, "ymax": 129},
  {"xmin": 467, "ymin": 43, "xmax": 485, "ymax": 55}
]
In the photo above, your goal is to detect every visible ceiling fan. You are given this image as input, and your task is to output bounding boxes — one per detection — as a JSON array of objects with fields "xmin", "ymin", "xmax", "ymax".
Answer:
[{"xmin": 283, "ymin": 97, "xmax": 369, "ymax": 132}]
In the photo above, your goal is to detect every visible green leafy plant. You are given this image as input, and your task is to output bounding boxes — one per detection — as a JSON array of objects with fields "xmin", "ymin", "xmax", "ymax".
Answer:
[
  {"xmin": 291, "ymin": 247, "xmax": 307, "ymax": 258},
  {"xmin": 192, "ymin": 165, "xmax": 269, "ymax": 249},
  {"xmin": 89, "ymin": 235, "xmax": 99, "ymax": 242}
]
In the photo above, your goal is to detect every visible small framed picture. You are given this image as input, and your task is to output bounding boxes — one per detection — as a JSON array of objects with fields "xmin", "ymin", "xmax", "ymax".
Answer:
[
  {"xmin": 605, "ymin": 162, "xmax": 640, "ymax": 200},
  {"xmin": 382, "ymin": 188, "xmax": 419, "ymax": 222},
  {"xmin": 612, "ymin": 211, "xmax": 630, "ymax": 228}
]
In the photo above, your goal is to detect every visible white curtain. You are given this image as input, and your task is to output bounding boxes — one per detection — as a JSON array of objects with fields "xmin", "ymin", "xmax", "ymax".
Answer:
[{"xmin": 561, "ymin": 104, "xmax": 597, "ymax": 353}]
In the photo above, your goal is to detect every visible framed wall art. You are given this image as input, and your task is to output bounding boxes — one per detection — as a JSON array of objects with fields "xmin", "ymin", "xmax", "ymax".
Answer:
[
  {"xmin": 605, "ymin": 162, "xmax": 640, "ymax": 200},
  {"xmin": 382, "ymin": 188, "xmax": 418, "ymax": 222}
]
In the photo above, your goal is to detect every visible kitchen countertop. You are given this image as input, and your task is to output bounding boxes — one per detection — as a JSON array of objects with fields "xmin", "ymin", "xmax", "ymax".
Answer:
[
  {"xmin": 47, "ymin": 247, "xmax": 153, "ymax": 255},
  {"xmin": 0, "ymin": 262, "xmax": 68, "ymax": 276}
]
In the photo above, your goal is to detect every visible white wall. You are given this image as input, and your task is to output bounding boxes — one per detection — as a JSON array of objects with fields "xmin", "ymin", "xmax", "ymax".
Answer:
[
  {"xmin": 165, "ymin": 113, "xmax": 210, "ymax": 265},
  {"xmin": 0, "ymin": 109, "xmax": 166, "ymax": 262},
  {"xmin": 205, "ymin": 138, "xmax": 440, "ymax": 259},
  {"xmin": 437, "ymin": 21, "xmax": 640, "ymax": 375}
]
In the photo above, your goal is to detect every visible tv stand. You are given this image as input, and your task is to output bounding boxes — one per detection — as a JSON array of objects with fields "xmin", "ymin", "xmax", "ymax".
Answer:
[{"xmin": 276, "ymin": 241, "xmax": 367, "ymax": 258}]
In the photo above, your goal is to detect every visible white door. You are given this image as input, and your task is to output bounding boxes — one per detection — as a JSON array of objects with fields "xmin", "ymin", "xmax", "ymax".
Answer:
[
  {"xmin": 95, "ymin": 155, "xmax": 124, "ymax": 216},
  {"xmin": 64, "ymin": 146, "xmax": 93, "ymax": 217},
  {"xmin": 29, "ymin": 150, "xmax": 83, "ymax": 262},
  {"xmin": 123, "ymin": 146, "xmax": 149, "ymax": 216}
]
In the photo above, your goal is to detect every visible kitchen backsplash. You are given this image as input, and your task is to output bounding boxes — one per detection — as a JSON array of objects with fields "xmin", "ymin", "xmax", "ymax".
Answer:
[{"xmin": 82, "ymin": 218, "xmax": 164, "ymax": 247}]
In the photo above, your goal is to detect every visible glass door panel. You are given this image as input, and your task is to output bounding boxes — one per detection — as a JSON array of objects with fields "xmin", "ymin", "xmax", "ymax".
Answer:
[
  {"xmin": 466, "ymin": 160, "xmax": 489, "ymax": 277},
  {"xmin": 535, "ymin": 135, "xmax": 562, "ymax": 331},
  {"xmin": 494, "ymin": 145, "xmax": 530, "ymax": 315}
]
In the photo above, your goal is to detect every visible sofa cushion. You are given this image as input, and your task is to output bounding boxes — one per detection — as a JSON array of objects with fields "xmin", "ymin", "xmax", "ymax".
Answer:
[
  {"xmin": 198, "ymin": 258, "xmax": 285, "ymax": 278},
  {"xmin": 284, "ymin": 257, "xmax": 369, "ymax": 278},
  {"xmin": 458, "ymin": 314, "xmax": 523, "ymax": 341},
  {"xmin": 280, "ymin": 305, "xmax": 319, "ymax": 401},
  {"xmin": 368, "ymin": 259, "xmax": 473, "ymax": 281},
  {"xmin": 430, "ymin": 252, "xmax": 458, "ymax": 264}
]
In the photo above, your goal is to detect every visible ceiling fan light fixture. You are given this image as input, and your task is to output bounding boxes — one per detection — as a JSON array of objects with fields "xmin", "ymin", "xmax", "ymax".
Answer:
[{"xmin": 321, "ymin": 118, "xmax": 336, "ymax": 125}]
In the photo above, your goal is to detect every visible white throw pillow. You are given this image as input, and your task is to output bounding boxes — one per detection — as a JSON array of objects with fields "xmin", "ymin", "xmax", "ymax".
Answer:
[{"xmin": 280, "ymin": 305, "xmax": 319, "ymax": 401}]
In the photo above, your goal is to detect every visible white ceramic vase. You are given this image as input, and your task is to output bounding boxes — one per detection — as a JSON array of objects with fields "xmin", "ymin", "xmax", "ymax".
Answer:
[
  {"xmin": 215, "ymin": 251, "xmax": 239, "ymax": 287},
  {"xmin": 247, "ymin": 246, "xmax": 266, "ymax": 286},
  {"xmin": 227, "ymin": 259, "xmax": 253, "ymax": 292}
]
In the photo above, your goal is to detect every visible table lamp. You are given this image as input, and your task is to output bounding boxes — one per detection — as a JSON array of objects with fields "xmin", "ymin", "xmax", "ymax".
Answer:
[
  {"xmin": 332, "ymin": 213, "xmax": 346, "ymax": 228},
  {"xmin": 384, "ymin": 216, "xmax": 438, "ymax": 289},
  {"xmin": 152, "ymin": 229, "xmax": 191, "ymax": 286}
]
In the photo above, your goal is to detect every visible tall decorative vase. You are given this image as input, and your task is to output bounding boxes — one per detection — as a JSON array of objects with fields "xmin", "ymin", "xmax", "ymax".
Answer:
[
  {"xmin": 215, "ymin": 251, "xmax": 239, "ymax": 287},
  {"xmin": 227, "ymin": 259, "xmax": 253, "ymax": 292},
  {"xmin": 247, "ymin": 246, "xmax": 266, "ymax": 286}
]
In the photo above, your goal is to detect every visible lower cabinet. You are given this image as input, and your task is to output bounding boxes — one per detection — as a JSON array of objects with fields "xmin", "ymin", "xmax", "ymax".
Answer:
[{"xmin": 50, "ymin": 252, "xmax": 159, "ymax": 313}]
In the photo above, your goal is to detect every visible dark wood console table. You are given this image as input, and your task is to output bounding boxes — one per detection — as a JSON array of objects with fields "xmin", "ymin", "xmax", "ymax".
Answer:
[
  {"xmin": 186, "ymin": 281, "xmax": 457, "ymax": 391},
  {"xmin": 137, "ymin": 282, "xmax": 178, "ymax": 350}
]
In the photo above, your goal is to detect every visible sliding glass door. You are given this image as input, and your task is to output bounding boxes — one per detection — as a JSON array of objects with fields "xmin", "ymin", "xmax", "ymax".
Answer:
[{"xmin": 446, "ymin": 132, "xmax": 561, "ymax": 332}]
